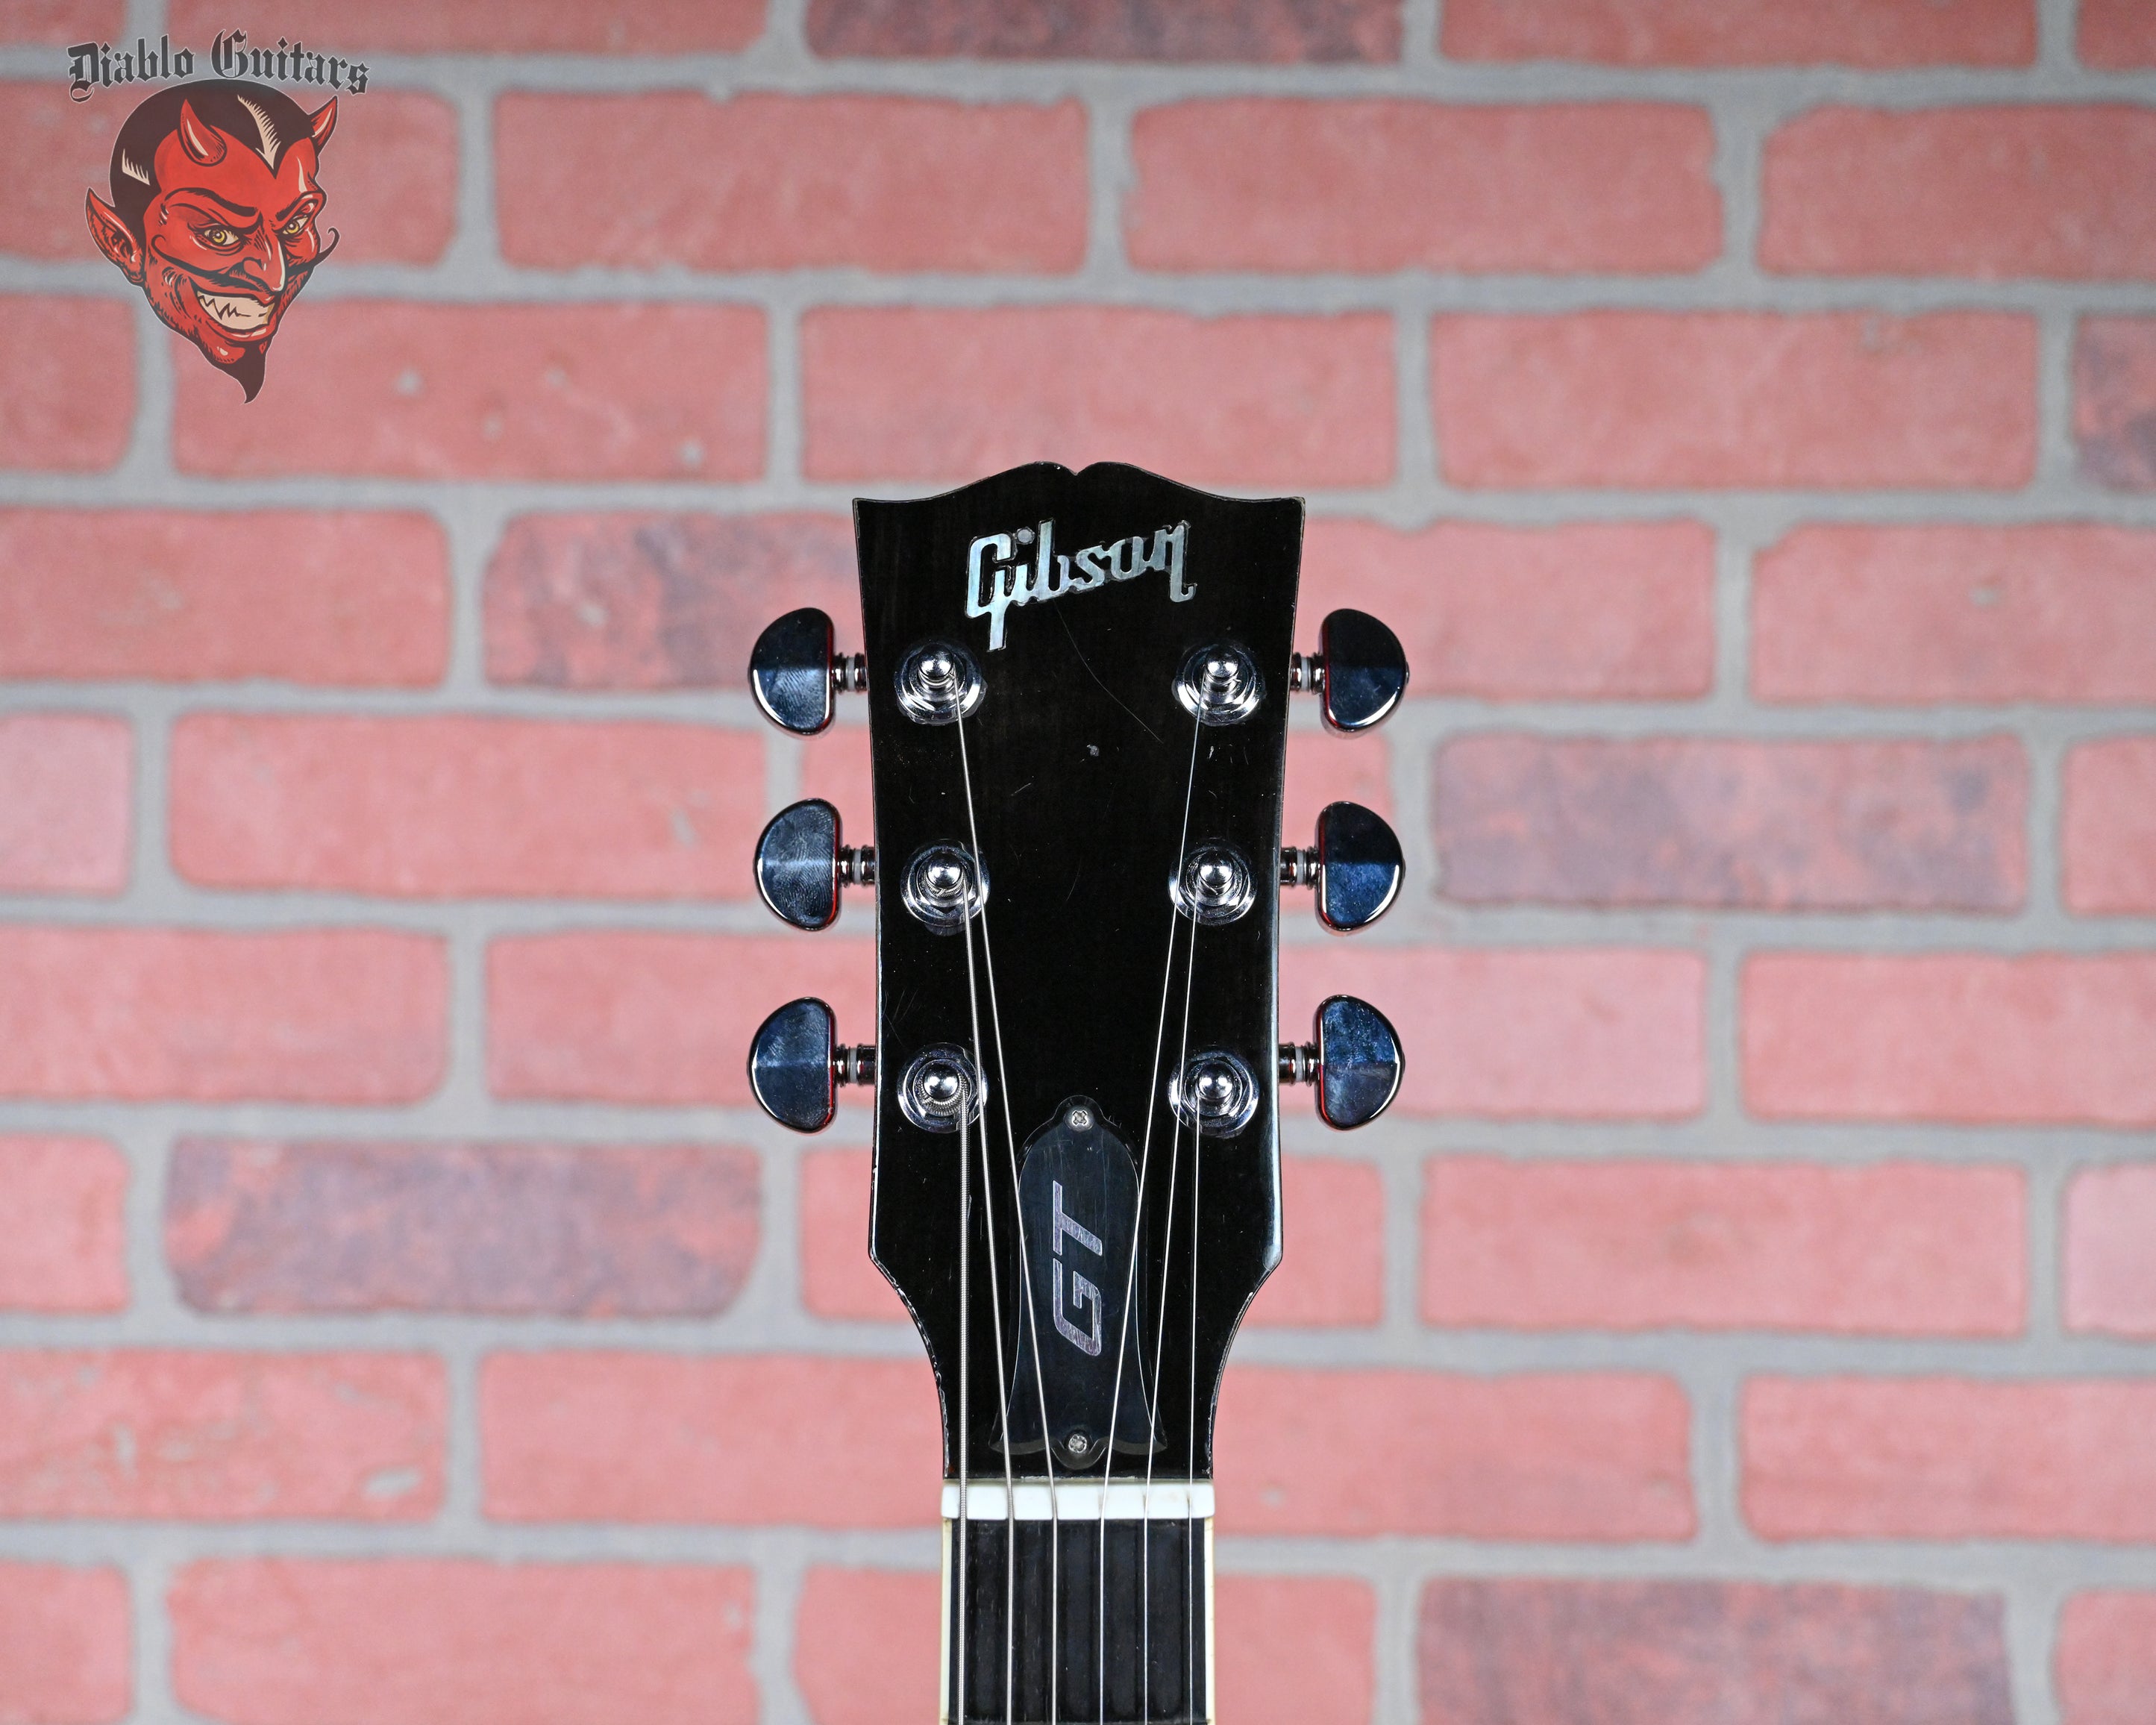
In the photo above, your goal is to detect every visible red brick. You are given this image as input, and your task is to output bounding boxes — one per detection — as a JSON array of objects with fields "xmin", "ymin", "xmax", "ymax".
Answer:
[
  {"xmin": 0, "ymin": 713, "xmax": 130, "ymax": 895},
  {"xmin": 322, "ymin": 91, "xmax": 459, "ymax": 265},
  {"xmin": 0, "ymin": 510, "xmax": 448, "ymax": 686},
  {"xmin": 171, "ymin": 1559, "xmax": 756, "ymax": 1725},
  {"xmin": 166, "ymin": 1139, "xmax": 759, "ymax": 1318},
  {"xmin": 171, "ymin": 714, "xmax": 763, "ymax": 899},
  {"xmin": 1130, "ymin": 101, "xmax": 1717, "ymax": 274},
  {"xmin": 1249, "ymin": 1158, "xmax": 1385, "ymax": 1326},
  {"xmin": 807, "ymin": 0, "xmax": 1398, "ymax": 60},
  {"xmin": 800, "ymin": 1148, "xmax": 899, "ymax": 1321},
  {"xmin": 0, "ymin": 1563, "xmax": 129, "ymax": 1723},
  {"xmin": 1419, "ymin": 1579, "xmax": 2012, "ymax": 1725},
  {"xmin": 1218, "ymin": 1577, "xmax": 1376, "ymax": 1725},
  {"xmin": 2064, "ymin": 738, "xmax": 2156, "ymax": 913},
  {"xmin": 1422, "ymin": 1156, "xmax": 2024, "ymax": 1336},
  {"xmin": 795, "ymin": 1568, "xmax": 938, "ymax": 1725},
  {"xmin": 167, "ymin": 0, "xmax": 764, "ymax": 51},
  {"xmin": 1763, "ymin": 107, "xmax": 2156, "ymax": 281},
  {"xmin": 0, "ymin": 298, "xmax": 132, "ymax": 472},
  {"xmin": 0, "ymin": 1137, "xmax": 128, "ymax": 1315},
  {"xmin": 1752, "ymin": 525, "xmax": 2156, "ymax": 705},
  {"xmin": 2063, "ymin": 1164, "xmax": 2156, "ymax": 1338},
  {"xmin": 485, "ymin": 513, "xmax": 856, "ymax": 690},
  {"xmin": 481, "ymin": 1353, "xmax": 940, "ymax": 1526},
  {"xmin": 500, "ymin": 93, "xmax": 1083, "ymax": 272},
  {"xmin": 1433, "ymin": 736, "xmax": 2026, "ymax": 910},
  {"xmin": 0, "ymin": 88, "xmax": 461, "ymax": 263},
  {"xmin": 2058, "ymin": 1593, "xmax": 2156, "ymax": 1725},
  {"xmin": 1285, "ymin": 730, "xmax": 1392, "ymax": 847},
  {"xmin": 0, "ymin": 1350, "xmax": 442, "ymax": 1519},
  {"xmin": 1743, "ymin": 1377, "xmax": 2156, "ymax": 1541},
  {"xmin": 2076, "ymin": 318, "xmax": 2156, "ymax": 488},
  {"xmin": 1743, "ymin": 953, "xmax": 2156, "ymax": 1125},
  {"xmin": 0, "ymin": 82, "xmax": 120, "ymax": 260},
  {"xmin": 488, "ymin": 933, "xmax": 873, "ymax": 1104},
  {"xmin": 175, "ymin": 303, "xmax": 765, "ymax": 478},
  {"xmin": 1218, "ymin": 1366, "xmax": 1692, "ymax": 1538},
  {"xmin": 802, "ymin": 307, "xmax": 1392, "ymax": 486},
  {"xmin": 1432, "ymin": 312, "xmax": 2035, "ymax": 489},
  {"xmin": 0, "ymin": 927, "xmax": 445, "ymax": 1103},
  {"xmin": 0, "ymin": 1, "xmax": 119, "ymax": 43},
  {"xmin": 799, "ymin": 724, "xmax": 874, "ymax": 837},
  {"xmin": 1442, "ymin": 0, "xmax": 2031, "ymax": 65},
  {"xmin": 1282, "ymin": 945, "xmax": 1705, "ymax": 1120},
  {"xmin": 2081, "ymin": 0, "xmax": 2156, "ymax": 66},
  {"xmin": 1304, "ymin": 518, "xmax": 1716, "ymax": 701}
]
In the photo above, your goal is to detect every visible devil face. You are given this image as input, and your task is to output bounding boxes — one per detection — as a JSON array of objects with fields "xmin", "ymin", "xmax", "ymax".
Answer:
[
  {"xmin": 138, "ymin": 125, "xmax": 326, "ymax": 366},
  {"xmin": 88, "ymin": 90, "xmax": 336, "ymax": 399}
]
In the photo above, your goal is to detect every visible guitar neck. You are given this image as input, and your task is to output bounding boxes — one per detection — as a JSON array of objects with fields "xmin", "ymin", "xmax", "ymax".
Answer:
[{"xmin": 944, "ymin": 1484, "xmax": 1213, "ymax": 1724}]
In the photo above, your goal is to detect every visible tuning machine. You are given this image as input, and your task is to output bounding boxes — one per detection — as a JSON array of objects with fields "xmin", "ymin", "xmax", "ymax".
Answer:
[
  {"xmin": 1282, "ymin": 801, "xmax": 1403, "ymax": 933},
  {"xmin": 748, "ymin": 998, "xmax": 874, "ymax": 1133},
  {"xmin": 1281, "ymin": 995, "xmax": 1403, "ymax": 1130},
  {"xmin": 1290, "ymin": 609, "xmax": 1408, "ymax": 733},
  {"xmin": 750, "ymin": 607, "xmax": 866, "ymax": 736},
  {"xmin": 754, "ymin": 799, "xmax": 874, "ymax": 931}
]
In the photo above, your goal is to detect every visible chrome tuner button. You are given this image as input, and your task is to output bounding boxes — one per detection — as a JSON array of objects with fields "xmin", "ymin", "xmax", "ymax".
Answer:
[
  {"xmin": 898, "ymin": 1045, "xmax": 987, "ymax": 1133},
  {"xmin": 1291, "ymin": 609, "xmax": 1408, "ymax": 733},
  {"xmin": 1281, "ymin": 995, "xmax": 1403, "ymax": 1130},
  {"xmin": 749, "ymin": 607, "xmax": 863, "ymax": 736},
  {"xmin": 901, "ymin": 844, "xmax": 988, "ymax": 934},
  {"xmin": 1174, "ymin": 643, "xmax": 1263, "ymax": 726},
  {"xmin": 753, "ymin": 798, "xmax": 874, "ymax": 931},
  {"xmin": 748, "ymin": 998, "xmax": 873, "ymax": 1133},
  {"xmin": 895, "ymin": 641, "xmax": 985, "ymax": 727},
  {"xmin": 1169, "ymin": 1051, "xmax": 1260, "ymax": 1136},
  {"xmin": 1282, "ymin": 801, "xmax": 1403, "ymax": 933},
  {"xmin": 1170, "ymin": 843, "xmax": 1255, "ymax": 926}
]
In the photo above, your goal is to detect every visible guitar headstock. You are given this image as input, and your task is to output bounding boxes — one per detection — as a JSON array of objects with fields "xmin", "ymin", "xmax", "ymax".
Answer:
[{"xmin": 747, "ymin": 462, "xmax": 1406, "ymax": 1481}]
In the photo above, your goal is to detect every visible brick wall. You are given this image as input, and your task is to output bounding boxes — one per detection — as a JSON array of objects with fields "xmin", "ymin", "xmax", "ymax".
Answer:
[{"xmin": 1, "ymin": 1, "xmax": 2153, "ymax": 1721}]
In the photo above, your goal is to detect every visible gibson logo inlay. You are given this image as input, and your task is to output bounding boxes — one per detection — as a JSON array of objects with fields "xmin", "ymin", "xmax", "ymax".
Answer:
[{"xmin": 968, "ymin": 519, "xmax": 1191, "ymax": 651}]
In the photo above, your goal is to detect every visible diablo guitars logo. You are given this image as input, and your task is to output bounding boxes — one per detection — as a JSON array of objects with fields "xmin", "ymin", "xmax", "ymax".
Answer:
[{"xmin": 85, "ymin": 81, "xmax": 336, "ymax": 400}]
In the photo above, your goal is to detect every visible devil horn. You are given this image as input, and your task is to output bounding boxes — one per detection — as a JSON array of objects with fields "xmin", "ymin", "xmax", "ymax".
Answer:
[
  {"xmin": 307, "ymin": 97, "xmax": 336, "ymax": 150},
  {"xmin": 177, "ymin": 99, "xmax": 226, "ymax": 165}
]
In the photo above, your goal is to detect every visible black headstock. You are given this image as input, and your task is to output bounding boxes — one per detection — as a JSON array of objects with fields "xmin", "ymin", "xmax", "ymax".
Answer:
[{"xmin": 748, "ymin": 462, "xmax": 1405, "ymax": 1482}]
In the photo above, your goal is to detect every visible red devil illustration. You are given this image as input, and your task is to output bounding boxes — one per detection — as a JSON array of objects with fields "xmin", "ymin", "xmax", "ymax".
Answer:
[{"xmin": 85, "ymin": 80, "xmax": 335, "ymax": 400}]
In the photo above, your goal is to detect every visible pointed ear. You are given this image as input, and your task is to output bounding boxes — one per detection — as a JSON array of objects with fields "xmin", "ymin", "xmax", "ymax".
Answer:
[
  {"xmin": 177, "ymin": 98, "xmax": 225, "ymax": 165},
  {"xmin": 85, "ymin": 190, "xmax": 143, "ymax": 282},
  {"xmin": 307, "ymin": 96, "xmax": 336, "ymax": 151}
]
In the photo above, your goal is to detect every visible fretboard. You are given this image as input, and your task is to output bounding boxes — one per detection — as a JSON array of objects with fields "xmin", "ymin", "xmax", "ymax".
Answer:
[{"xmin": 944, "ymin": 1485, "xmax": 1212, "ymax": 1725}]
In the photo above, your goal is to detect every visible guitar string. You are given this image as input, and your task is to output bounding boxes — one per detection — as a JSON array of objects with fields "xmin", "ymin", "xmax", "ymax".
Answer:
[
  {"xmin": 1097, "ymin": 709, "xmax": 1204, "ymax": 1724},
  {"xmin": 955, "ymin": 704, "xmax": 1063, "ymax": 1725},
  {"xmin": 957, "ymin": 1063, "xmax": 970, "ymax": 1724},
  {"xmin": 959, "ymin": 887, "xmax": 1015, "ymax": 1725},
  {"xmin": 1141, "ymin": 874, "xmax": 1200, "ymax": 1725},
  {"xmin": 1186, "ymin": 1121, "xmax": 1202, "ymax": 1724}
]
